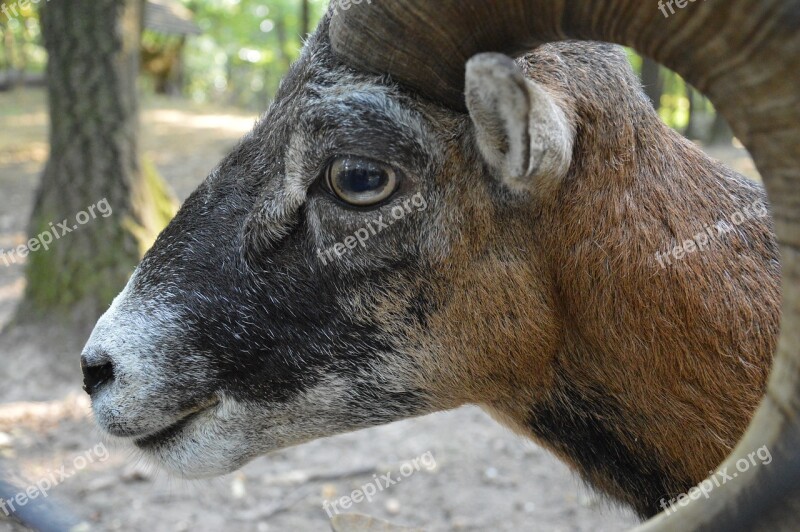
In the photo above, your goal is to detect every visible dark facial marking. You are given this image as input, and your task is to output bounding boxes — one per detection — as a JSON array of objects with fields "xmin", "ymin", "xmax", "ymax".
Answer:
[{"xmin": 528, "ymin": 375, "xmax": 693, "ymax": 518}]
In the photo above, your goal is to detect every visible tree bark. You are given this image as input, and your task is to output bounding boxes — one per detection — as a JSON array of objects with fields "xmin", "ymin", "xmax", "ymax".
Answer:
[{"xmin": 15, "ymin": 0, "xmax": 175, "ymax": 328}]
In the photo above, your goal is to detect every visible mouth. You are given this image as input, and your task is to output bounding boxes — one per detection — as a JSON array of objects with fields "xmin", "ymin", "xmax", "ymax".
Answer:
[{"xmin": 134, "ymin": 397, "xmax": 221, "ymax": 449}]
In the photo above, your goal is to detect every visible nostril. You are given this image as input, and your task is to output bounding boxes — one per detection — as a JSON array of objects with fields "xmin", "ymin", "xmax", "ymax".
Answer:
[{"xmin": 81, "ymin": 351, "xmax": 116, "ymax": 396}]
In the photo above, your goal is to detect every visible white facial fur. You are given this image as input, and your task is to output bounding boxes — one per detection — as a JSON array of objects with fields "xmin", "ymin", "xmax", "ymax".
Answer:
[{"xmin": 84, "ymin": 270, "xmax": 425, "ymax": 478}]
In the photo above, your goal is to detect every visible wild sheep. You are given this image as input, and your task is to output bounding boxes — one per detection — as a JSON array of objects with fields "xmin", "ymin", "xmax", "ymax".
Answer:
[{"xmin": 81, "ymin": 1, "xmax": 792, "ymax": 523}]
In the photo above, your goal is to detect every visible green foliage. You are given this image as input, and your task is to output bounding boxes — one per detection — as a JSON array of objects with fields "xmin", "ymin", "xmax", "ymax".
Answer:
[
  {"xmin": 2, "ymin": 1, "xmax": 729, "ymax": 139},
  {"xmin": 180, "ymin": 0, "xmax": 326, "ymax": 108},
  {"xmin": 626, "ymin": 49, "xmax": 722, "ymax": 141},
  {"xmin": 0, "ymin": 3, "xmax": 47, "ymax": 74}
]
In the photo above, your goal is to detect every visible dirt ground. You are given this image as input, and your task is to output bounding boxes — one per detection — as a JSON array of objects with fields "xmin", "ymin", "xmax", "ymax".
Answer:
[{"xmin": 0, "ymin": 89, "xmax": 760, "ymax": 532}]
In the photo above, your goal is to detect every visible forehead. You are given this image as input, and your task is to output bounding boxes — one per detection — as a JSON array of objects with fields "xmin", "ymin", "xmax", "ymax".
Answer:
[
  {"xmin": 268, "ymin": 49, "xmax": 434, "ymax": 157},
  {"xmin": 239, "ymin": 42, "xmax": 438, "ymax": 202}
]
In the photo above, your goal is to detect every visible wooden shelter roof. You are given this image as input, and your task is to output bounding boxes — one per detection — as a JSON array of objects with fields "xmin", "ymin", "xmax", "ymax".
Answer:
[{"xmin": 145, "ymin": 0, "xmax": 202, "ymax": 36}]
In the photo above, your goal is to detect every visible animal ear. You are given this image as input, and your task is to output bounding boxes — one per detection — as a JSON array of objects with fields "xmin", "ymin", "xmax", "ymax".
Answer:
[{"xmin": 466, "ymin": 53, "xmax": 574, "ymax": 195}]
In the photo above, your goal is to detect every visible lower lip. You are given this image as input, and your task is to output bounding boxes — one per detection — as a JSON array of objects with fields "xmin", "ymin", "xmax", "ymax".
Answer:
[{"xmin": 134, "ymin": 402, "xmax": 218, "ymax": 449}]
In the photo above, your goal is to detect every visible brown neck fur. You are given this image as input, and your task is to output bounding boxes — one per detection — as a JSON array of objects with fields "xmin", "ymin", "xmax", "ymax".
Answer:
[{"xmin": 417, "ymin": 42, "xmax": 781, "ymax": 518}]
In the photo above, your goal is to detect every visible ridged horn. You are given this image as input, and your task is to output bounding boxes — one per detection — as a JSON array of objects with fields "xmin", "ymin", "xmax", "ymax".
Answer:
[{"xmin": 330, "ymin": 1, "xmax": 800, "ymax": 530}]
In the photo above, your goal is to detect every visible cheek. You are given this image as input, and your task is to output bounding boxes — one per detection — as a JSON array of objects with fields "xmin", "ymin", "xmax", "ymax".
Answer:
[{"xmin": 410, "ymin": 258, "xmax": 559, "ymax": 408}]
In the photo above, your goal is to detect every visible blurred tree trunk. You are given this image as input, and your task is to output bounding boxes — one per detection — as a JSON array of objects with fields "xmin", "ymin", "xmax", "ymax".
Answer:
[
  {"xmin": 640, "ymin": 57, "xmax": 663, "ymax": 111},
  {"xmin": 15, "ymin": 0, "xmax": 175, "ymax": 328},
  {"xmin": 709, "ymin": 112, "xmax": 735, "ymax": 146},
  {"xmin": 684, "ymin": 84, "xmax": 702, "ymax": 140},
  {"xmin": 301, "ymin": 0, "xmax": 311, "ymax": 37},
  {"xmin": 274, "ymin": 11, "xmax": 292, "ymax": 71}
]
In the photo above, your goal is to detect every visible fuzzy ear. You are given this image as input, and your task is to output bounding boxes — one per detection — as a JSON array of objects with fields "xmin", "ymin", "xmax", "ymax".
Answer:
[{"xmin": 466, "ymin": 53, "xmax": 574, "ymax": 195}]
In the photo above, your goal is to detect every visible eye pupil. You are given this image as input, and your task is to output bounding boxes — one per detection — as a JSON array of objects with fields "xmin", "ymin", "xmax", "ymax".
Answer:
[
  {"xmin": 327, "ymin": 157, "xmax": 399, "ymax": 206},
  {"xmin": 342, "ymin": 163, "xmax": 387, "ymax": 193}
]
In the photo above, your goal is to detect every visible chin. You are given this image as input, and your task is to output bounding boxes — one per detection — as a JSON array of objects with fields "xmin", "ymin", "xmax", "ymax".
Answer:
[{"xmin": 132, "ymin": 402, "xmax": 260, "ymax": 478}]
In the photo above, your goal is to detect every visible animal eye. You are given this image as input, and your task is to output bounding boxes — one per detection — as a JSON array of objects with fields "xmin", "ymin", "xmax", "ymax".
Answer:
[{"xmin": 326, "ymin": 156, "xmax": 399, "ymax": 206}]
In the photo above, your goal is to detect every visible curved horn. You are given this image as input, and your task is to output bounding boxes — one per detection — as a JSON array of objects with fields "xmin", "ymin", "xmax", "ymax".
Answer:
[{"xmin": 330, "ymin": 1, "xmax": 800, "ymax": 529}]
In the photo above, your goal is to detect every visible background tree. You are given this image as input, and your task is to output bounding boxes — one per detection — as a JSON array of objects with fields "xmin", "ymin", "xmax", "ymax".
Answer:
[
  {"xmin": 683, "ymin": 84, "xmax": 701, "ymax": 140},
  {"xmin": 708, "ymin": 112, "xmax": 735, "ymax": 146},
  {"xmin": 16, "ymin": 0, "xmax": 175, "ymax": 328},
  {"xmin": 301, "ymin": 0, "xmax": 311, "ymax": 37},
  {"xmin": 640, "ymin": 57, "xmax": 663, "ymax": 110},
  {"xmin": 179, "ymin": 0, "xmax": 325, "ymax": 108}
]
